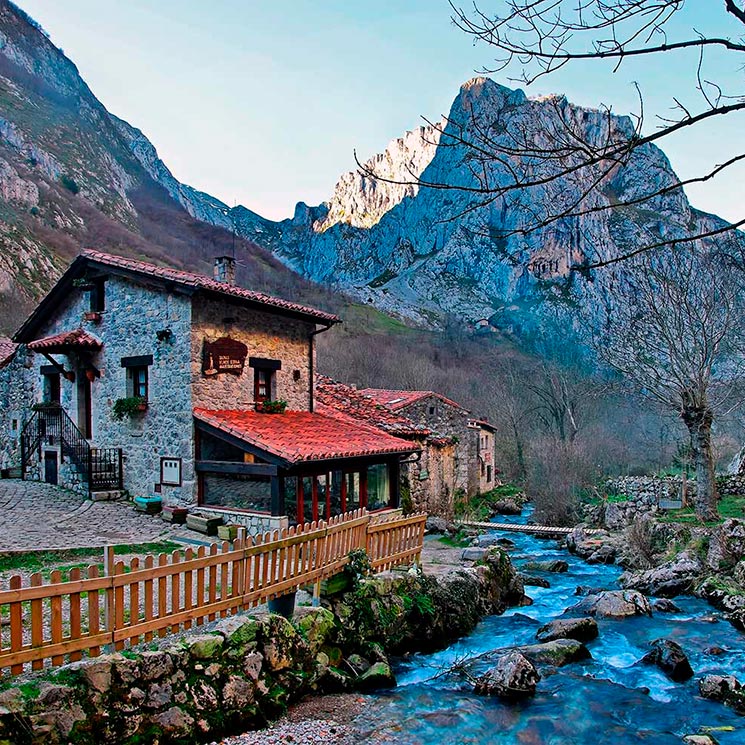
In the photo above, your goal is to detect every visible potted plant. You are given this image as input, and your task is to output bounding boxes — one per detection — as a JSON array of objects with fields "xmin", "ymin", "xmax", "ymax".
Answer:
[
  {"xmin": 112, "ymin": 396, "xmax": 148, "ymax": 420},
  {"xmin": 256, "ymin": 399, "xmax": 287, "ymax": 414}
]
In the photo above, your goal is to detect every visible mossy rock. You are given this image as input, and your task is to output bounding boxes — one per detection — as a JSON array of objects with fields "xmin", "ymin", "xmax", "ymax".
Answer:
[
  {"xmin": 356, "ymin": 661, "xmax": 396, "ymax": 691},
  {"xmin": 188, "ymin": 634, "xmax": 225, "ymax": 661},
  {"xmin": 292, "ymin": 607, "xmax": 336, "ymax": 654}
]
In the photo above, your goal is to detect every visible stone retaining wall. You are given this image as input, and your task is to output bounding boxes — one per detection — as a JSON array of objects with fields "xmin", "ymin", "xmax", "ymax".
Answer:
[{"xmin": 0, "ymin": 549, "xmax": 525, "ymax": 744}]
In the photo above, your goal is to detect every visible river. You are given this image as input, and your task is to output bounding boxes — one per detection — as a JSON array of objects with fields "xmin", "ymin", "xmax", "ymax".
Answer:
[{"xmin": 355, "ymin": 510, "xmax": 745, "ymax": 744}]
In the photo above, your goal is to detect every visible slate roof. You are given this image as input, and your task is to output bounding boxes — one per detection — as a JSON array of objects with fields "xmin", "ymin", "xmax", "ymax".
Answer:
[
  {"xmin": 315, "ymin": 375, "xmax": 431, "ymax": 439},
  {"xmin": 27, "ymin": 328, "xmax": 103, "ymax": 352},
  {"xmin": 360, "ymin": 388, "xmax": 465, "ymax": 412},
  {"xmin": 0, "ymin": 337, "xmax": 17, "ymax": 368},
  {"xmin": 194, "ymin": 408, "xmax": 417, "ymax": 466}
]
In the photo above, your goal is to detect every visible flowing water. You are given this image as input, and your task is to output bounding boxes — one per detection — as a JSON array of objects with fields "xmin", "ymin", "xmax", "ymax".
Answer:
[{"xmin": 356, "ymin": 511, "xmax": 745, "ymax": 744}]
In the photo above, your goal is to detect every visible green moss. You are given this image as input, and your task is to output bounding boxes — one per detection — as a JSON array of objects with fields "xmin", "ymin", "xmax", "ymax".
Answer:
[
  {"xmin": 18, "ymin": 681, "xmax": 40, "ymax": 699},
  {"xmin": 436, "ymin": 535, "xmax": 470, "ymax": 548}
]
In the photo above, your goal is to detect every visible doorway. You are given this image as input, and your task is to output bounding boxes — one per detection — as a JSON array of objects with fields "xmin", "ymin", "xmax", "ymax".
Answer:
[
  {"xmin": 77, "ymin": 374, "xmax": 92, "ymax": 439},
  {"xmin": 44, "ymin": 451, "xmax": 58, "ymax": 485}
]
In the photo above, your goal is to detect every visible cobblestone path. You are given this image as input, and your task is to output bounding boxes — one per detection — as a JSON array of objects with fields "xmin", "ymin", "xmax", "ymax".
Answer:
[{"xmin": 0, "ymin": 479, "xmax": 197, "ymax": 551}]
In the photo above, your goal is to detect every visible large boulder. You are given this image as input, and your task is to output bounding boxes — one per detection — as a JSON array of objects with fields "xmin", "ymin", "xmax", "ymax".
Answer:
[
  {"xmin": 492, "ymin": 498, "xmax": 522, "ymax": 515},
  {"xmin": 522, "ymin": 560, "xmax": 569, "ymax": 573},
  {"xmin": 473, "ymin": 651, "xmax": 540, "ymax": 699},
  {"xmin": 478, "ymin": 535, "xmax": 516, "ymax": 550},
  {"xmin": 535, "ymin": 617, "xmax": 599, "ymax": 644},
  {"xmin": 522, "ymin": 575, "xmax": 551, "ymax": 588},
  {"xmin": 355, "ymin": 661, "xmax": 396, "ymax": 691},
  {"xmin": 462, "ymin": 547, "xmax": 489, "ymax": 562},
  {"xmin": 698, "ymin": 674, "xmax": 745, "ymax": 713},
  {"xmin": 517, "ymin": 639, "xmax": 591, "ymax": 667},
  {"xmin": 641, "ymin": 638, "xmax": 693, "ymax": 682},
  {"xmin": 573, "ymin": 590, "xmax": 652, "ymax": 619},
  {"xmin": 620, "ymin": 551, "xmax": 702, "ymax": 598}
]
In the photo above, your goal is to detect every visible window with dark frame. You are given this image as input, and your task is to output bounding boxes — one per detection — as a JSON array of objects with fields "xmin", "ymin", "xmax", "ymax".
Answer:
[
  {"xmin": 254, "ymin": 368, "xmax": 272, "ymax": 403},
  {"xmin": 43, "ymin": 372, "xmax": 61, "ymax": 404},
  {"xmin": 129, "ymin": 366, "xmax": 148, "ymax": 400},
  {"xmin": 90, "ymin": 278, "xmax": 106, "ymax": 312},
  {"xmin": 121, "ymin": 355, "xmax": 153, "ymax": 402}
]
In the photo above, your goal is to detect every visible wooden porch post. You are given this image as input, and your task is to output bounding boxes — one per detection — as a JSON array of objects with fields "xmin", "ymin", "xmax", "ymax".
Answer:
[
  {"xmin": 389, "ymin": 458, "xmax": 401, "ymax": 509},
  {"xmin": 270, "ymin": 475, "xmax": 285, "ymax": 517}
]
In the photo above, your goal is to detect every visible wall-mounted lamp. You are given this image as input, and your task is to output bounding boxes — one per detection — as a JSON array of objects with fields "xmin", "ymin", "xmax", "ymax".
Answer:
[{"xmin": 156, "ymin": 328, "xmax": 173, "ymax": 342}]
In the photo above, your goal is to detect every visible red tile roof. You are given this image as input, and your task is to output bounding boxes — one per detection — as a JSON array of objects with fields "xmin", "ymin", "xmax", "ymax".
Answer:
[
  {"xmin": 27, "ymin": 328, "xmax": 102, "ymax": 352},
  {"xmin": 81, "ymin": 250, "xmax": 339, "ymax": 324},
  {"xmin": 360, "ymin": 388, "xmax": 465, "ymax": 412},
  {"xmin": 315, "ymin": 375, "xmax": 431, "ymax": 439},
  {"xmin": 194, "ymin": 408, "xmax": 417, "ymax": 465},
  {"xmin": 0, "ymin": 337, "xmax": 16, "ymax": 368}
]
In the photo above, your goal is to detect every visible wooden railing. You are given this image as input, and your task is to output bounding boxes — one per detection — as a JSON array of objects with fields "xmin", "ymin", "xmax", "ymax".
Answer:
[{"xmin": 0, "ymin": 509, "xmax": 425, "ymax": 675}]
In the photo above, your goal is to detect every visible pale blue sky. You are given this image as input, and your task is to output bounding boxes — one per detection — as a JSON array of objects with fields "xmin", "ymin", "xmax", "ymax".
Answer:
[{"xmin": 17, "ymin": 1, "xmax": 745, "ymax": 223}]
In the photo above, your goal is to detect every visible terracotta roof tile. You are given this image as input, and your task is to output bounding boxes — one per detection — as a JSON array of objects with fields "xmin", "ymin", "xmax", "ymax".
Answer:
[
  {"xmin": 81, "ymin": 249, "xmax": 340, "ymax": 324},
  {"xmin": 194, "ymin": 408, "xmax": 417, "ymax": 465},
  {"xmin": 360, "ymin": 388, "xmax": 465, "ymax": 412},
  {"xmin": 315, "ymin": 375, "xmax": 431, "ymax": 438},
  {"xmin": 28, "ymin": 328, "xmax": 102, "ymax": 352},
  {"xmin": 0, "ymin": 337, "xmax": 16, "ymax": 368}
]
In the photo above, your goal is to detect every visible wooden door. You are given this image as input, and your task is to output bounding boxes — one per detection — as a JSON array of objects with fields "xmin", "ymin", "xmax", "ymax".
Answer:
[{"xmin": 44, "ymin": 451, "xmax": 58, "ymax": 485}]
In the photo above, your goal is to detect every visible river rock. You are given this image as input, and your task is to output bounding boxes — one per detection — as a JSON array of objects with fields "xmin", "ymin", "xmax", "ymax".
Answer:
[
  {"xmin": 699, "ymin": 673, "xmax": 741, "ymax": 700},
  {"xmin": 573, "ymin": 590, "xmax": 652, "ymax": 618},
  {"xmin": 727, "ymin": 608, "xmax": 745, "ymax": 632},
  {"xmin": 517, "ymin": 639, "xmax": 592, "ymax": 667},
  {"xmin": 586, "ymin": 545, "xmax": 617, "ymax": 565},
  {"xmin": 356, "ymin": 661, "xmax": 396, "ymax": 690},
  {"xmin": 535, "ymin": 617, "xmax": 599, "ymax": 643},
  {"xmin": 426, "ymin": 516, "xmax": 457, "ymax": 535},
  {"xmin": 493, "ymin": 498, "xmax": 522, "ymax": 515},
  {"xmin": 462, "ymin": 547, "xmax": 489, "ymax": 561},
  {"xmin": 706, "ymin": 519, "xmax": 745, "ymax": 572},
  {"xmin": 478, "ymin": 535, "xmax": 516, "ymax": 549},
  {"xmin": 683, "ymin": 736, "xmax": 720, "ymax": 745},
  {"xmin": 641, "ymin": 638, "xmax": 693, "ymax": 682},
  {"xmin": 704, "ymin": 646, "xmax": 726, "ymax": 656},
  {"xmin": 620, "ymin": 551, "xmax": 701, "ymax": 598},
  {"xmin": 522, "ymin": 560, "xmax": 569, "ymax": 573},
  {"xmin": 522, "ymin": 575, "xmax": 551, "ymax": 588},
  {"xmin": 473, "ymin": 651, "xmax": 540, "ymax": 698},
  {"xmin": 653, "ymin": 598, "xmax": 681, "ymax": 613}
]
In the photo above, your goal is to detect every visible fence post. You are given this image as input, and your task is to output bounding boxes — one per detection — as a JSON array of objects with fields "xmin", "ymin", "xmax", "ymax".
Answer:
[{"xmin": 104, "ymin": 545, "xmax": 115, "ymax": 647}]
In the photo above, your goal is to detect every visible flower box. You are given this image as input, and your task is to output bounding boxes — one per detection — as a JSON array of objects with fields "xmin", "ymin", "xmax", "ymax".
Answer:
[{"xmin": 83, "ymin": 311, "xmax": 102, "ymax": 324}]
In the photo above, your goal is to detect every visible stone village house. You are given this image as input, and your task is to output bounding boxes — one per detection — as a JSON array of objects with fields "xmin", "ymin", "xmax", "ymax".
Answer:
[
  {"xmin": 0, "ymin": 250, "xmax": 419, "ymax": 534},
  {"xmin": 315, "ymin": 378, "xmax": 498, "ymax": 517}
]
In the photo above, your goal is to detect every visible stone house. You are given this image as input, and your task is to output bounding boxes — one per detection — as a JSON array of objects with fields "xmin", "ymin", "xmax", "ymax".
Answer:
[
  {"xmin": 359, "ymin": 388, "xmax": 497, "ymax": 498},
  {"xmin": 315, "ymin": 376, "xmax": 457, "ymax": 517},
  {"xmin": 0, "ymin": 250, "xmax": 417, "ymax": 533}
]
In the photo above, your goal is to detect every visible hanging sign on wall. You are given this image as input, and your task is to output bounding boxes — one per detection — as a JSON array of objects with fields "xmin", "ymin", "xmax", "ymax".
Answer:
[{"xmin": 202, "ymin": 337, "xmax": 248, "ymax": 376}]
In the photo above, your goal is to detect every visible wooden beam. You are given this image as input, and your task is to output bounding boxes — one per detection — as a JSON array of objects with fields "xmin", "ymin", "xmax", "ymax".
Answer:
[{"xmin": 195, "ymin": 460, "xmax": 278, "ymax": 476}]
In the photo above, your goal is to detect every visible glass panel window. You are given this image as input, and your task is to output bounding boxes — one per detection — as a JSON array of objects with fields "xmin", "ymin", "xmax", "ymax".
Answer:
[
  {"xmin": 345, "ymin": 472, "xmax": 360, "ymax": 511},
  {"xmin": 367, "ymin": 464, "xmax": 390, "ymax": 511},
  {"xmin": 202, "ymin": 474, "xmax": 271, "ymax": 512},
  {"xmin": 254, "ymin": 368, "xmax": 273, "ymax": 402},
  {"xmin": 128, "ymin": 366, "xmax": 148, "ymax": 400}
]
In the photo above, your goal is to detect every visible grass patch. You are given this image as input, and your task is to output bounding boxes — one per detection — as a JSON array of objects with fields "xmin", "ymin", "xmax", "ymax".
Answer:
[
  {"xmin": 436, "ymin": 535, "xmax": 470, "ymax": 548},
  {"xmin": 0, "ymin": 541, "xmax": 182, "ymax": 574},
  {"xmin": 658, "ymin": 494, "xmax": 745, "ymax": 527}
]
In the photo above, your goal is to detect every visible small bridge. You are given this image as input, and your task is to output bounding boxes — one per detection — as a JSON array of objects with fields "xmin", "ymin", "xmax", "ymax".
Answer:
[{"xmin": 460, "ymin": 520, "xmax": 603, "ymax": 537}]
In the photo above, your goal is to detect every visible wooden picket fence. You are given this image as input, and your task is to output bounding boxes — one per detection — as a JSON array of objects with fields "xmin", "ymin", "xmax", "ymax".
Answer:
[{"xmin": 0, "ymin": 509, "xmax": 425, "ymax": 675}]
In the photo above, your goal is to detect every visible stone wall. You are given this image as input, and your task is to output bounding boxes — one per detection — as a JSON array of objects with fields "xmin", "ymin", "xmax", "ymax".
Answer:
[
  {"xmin": 601, "ymin": 476, "xmax": 683, "ymax": 529},
  {"xmin": 0, "ymin": 345, "xmax": 34, "ymax": 472},
  {"xmin": 405, "ymin": 439, "xmax": 457, "ymax": 518},
  {"xmin": 400, "ymin": 396, "xmax": 487, "ymax": 497},
  {"xmin": 195, "ymin": 507, "xmax": 289, "ymax": 536},
  {"xmin": 191, "ymin": 298, "xmax": 315, "ymax": 412}
]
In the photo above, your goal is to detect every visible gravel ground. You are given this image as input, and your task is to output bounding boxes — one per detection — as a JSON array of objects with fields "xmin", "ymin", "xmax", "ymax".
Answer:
[{"xmin": 212, "ymin": 694, "xmax": 368, "ymax": 744}]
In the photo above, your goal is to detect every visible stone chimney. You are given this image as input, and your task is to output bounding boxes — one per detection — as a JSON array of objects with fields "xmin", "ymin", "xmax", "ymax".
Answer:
[{"xmin": 213, "ymin": 256, "xmax": 236, "ymax": 285}]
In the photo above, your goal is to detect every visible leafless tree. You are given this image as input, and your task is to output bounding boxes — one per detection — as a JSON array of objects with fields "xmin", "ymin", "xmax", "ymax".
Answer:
[
  {"xmin": 356, "ymin": 0, "xmax": 745, "ymax": 271},
  {"xmin": 593, "ymin": 246, "xmax": 745, "ymax": 519}
]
